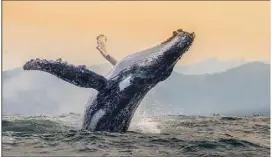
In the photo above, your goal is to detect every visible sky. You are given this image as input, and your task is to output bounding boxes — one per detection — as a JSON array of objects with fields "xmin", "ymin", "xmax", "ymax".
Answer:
[{"xmin": 2, "ymin": 1, "xmax": 270, "ymax": 70}]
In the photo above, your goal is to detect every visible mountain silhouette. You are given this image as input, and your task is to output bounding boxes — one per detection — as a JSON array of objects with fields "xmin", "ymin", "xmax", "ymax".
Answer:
[{"xmin": 3, "ymin": 61, "xmax": 270, "ymax": 116}]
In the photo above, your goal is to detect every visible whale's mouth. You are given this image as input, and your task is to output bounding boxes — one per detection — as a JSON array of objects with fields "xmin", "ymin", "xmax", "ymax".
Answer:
[{"xmin": 162, "ymin": 29, "xmax": 195, "ymax": 46}]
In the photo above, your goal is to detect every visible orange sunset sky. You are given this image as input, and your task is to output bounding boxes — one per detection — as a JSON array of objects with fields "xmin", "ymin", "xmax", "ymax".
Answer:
[{"xmin": 3, "ymin": 1, "xmax": 270, "ymax": 70}]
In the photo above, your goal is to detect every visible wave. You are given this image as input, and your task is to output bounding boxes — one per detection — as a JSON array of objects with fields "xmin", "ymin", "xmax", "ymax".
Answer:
[
  {"xmin": 2, "ymin": 113, "xmax": 80, "ymax": 133},
  {"xmin": 2, "ymin": 114, "xmax": 269, "ymax": 156}
]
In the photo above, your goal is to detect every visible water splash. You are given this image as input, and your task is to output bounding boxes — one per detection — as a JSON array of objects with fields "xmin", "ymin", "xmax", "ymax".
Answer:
[{"xmin": 130, "ymin": 108, "xmax": 161, "ymax": 134}]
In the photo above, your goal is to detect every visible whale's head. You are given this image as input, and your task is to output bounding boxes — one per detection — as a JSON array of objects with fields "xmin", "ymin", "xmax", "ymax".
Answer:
[
  {"xmin": 137, "ymin": 29, "xmax": 195, "ymax": 83},
  {"xmin": 159, "ymin": 29, "xmax": 195, "ymax": 74},
  {"xmin": 109, "ymin": 29, "xmax": 195, "ymax": 86}
]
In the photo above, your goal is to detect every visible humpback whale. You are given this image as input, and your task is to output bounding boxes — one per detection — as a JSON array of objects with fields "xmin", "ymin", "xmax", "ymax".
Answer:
[{"xmin": 23, "ymin": 29, "xmax": 195, "ymax": 132}]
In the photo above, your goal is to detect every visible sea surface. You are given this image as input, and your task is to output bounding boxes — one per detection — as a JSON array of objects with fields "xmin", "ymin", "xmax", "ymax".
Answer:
[{"xmin": 2, "ymin": 113, "xmax": 270, "ymax": 157}]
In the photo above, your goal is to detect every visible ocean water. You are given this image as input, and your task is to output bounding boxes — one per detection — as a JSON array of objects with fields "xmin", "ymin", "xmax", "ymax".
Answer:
[{"xmin": 2, "ymin": 113, "xmax": 270, "ymax": 157}]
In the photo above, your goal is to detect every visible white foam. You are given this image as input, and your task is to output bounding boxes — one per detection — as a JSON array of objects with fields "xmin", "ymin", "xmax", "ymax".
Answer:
[
  {"xmin": 130, "ymin": 115, "xmax": 161, "ymax": 134},
  {"xmin": 130, "ymin": 107, "xmax": 161, "ymax": 134},
  {"xmin": 89, "ymin": 109, "xmax": 106, "ymax": 131},
  {"xmin": 119, "ymin": 75, "xmax": 132, "ymax": 91}
]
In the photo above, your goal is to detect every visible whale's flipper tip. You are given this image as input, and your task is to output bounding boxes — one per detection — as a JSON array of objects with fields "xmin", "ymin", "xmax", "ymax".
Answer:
[
  {"xmin": 96, "ymin": 34, "xmax": 117, "ymax": 66},
  {"xmin": 23, "ymin": 58, "xmax": 44, "ymax": 71}
]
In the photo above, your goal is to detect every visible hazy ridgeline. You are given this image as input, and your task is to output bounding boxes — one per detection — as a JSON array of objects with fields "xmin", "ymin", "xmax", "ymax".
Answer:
[{"xmin": 2, "ymin": 59, "xmax": 270, "ymax": 117}]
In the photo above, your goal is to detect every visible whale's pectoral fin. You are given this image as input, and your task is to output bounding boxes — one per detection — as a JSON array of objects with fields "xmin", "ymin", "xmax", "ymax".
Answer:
[
  {"xmin": 23, "ymin": 58, "xmax": 107, "ymax": 91},
  {"xmin": 96, "ymin": 34, "xmax": 118, "ymax": 65},
  {"xmin": 96, "ymin": 46, "xmax": 117, "ymax": 65}
]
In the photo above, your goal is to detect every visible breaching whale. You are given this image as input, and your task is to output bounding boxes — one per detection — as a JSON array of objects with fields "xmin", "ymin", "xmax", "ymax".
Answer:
[{"xmin": 23, "ymin": 29, "xmax": 195, "ymax": 132}]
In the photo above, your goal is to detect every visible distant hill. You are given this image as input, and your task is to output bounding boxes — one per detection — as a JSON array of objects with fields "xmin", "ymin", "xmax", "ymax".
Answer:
[
  {"xmin": 149, "ymin": 62, "xmax": 270, "ymax": 116},
  {"xmin": 173, "ymin": 58, "xmax": 246, "ymax": 75},
  {"xmin": 2, "ymin": 61, "xmax": 270, "ymax": 116},
  {"xmin": 88, "ymin": 63, "xmax": 112, "ymax": 75},
  {"xmin": 85, "ymin": 58, "xmax": 248, "ymax": 75}
]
